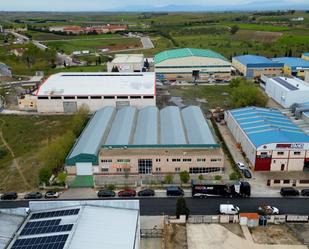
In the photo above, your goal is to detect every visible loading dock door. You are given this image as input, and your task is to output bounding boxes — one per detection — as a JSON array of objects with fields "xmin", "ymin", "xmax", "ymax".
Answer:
[
  {"xmin": 255, "ymin": 157, "xmax": 271, "ymax": 171},
  {"xmin": 63, "ymin": 102, "xmax": 77, "ymax": 113},
  {"xmin": 76, "ymin": 162, "xmax": 93, "ymax": 175}
]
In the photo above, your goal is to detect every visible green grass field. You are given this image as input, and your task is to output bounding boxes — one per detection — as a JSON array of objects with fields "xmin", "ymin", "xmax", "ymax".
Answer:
[
  {"xmin": 45, "ymin": 37, "xmax": 141, "ymax": 54},
  {"xmin": 0, "ymin": 115, "xmax": 73, "ymax": 191}
]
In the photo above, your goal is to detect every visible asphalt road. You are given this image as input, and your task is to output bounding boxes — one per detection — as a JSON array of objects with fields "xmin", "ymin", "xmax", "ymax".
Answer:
[{"xmin": 1, "ymin": 197, "xmax": 309, "ymax": 215}]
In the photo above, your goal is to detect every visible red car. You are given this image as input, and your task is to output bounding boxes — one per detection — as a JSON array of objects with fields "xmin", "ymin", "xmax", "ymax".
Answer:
[{"xmin": 118, "ymin": 189, "xmax": 136, "ymax": 197}]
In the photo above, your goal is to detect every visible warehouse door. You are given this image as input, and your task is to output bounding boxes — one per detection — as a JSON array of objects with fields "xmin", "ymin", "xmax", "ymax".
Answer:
[
  {"xmin": 255, "ymin": 157, "xmax": 271, "ymax": 171},
  {"xmin": 63, "ymin": 102, "xmax": 77, "ymax": 113},
  {"xmin": 247, "ymin": 69, "xmax": 254, "ymax": 79},
  {"xmin": 76, "ymin": 162, "xmax": 93, "ymax": 175}
]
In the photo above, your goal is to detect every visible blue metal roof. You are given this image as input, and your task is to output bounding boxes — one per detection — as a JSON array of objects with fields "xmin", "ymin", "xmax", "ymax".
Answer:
[
  {"xmin": 105, "ymin": 106, "xmax": 136, "ymax": 145},
  {"xmin": 303, "ymin": 52, "xmax": 309, "ymax": 56},
  {"xmin": 272, "ymin": 57, "xmax": 309, "ymax": 71},
  {"xmin": 229, "ymin": 107, "xmax": 309, "ymax": 147},
  {"xmin": 181, "ymin": 106, "xmax": 216, "ymax": 144},
  {"xmin": 233, "ymin": 55, "xmax": 283, "ymax": 68},
  {"xmin": 133, "ymin": 106, "xmax": 158, "ymax": 145}
]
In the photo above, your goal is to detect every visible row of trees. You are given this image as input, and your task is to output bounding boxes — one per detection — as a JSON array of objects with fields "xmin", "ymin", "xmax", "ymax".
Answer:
[{"xmin": 38, "ymin": 105, "xmax": 90, "ymax": 184}]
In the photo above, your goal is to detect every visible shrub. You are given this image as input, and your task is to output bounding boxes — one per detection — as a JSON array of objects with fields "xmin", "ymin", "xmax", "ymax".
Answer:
[
  {"xmin": 164, "ymin": 174, "xmax": 173, "ymax": 184},
  {"xmin": 0, "ymin": 148, "xmax": 7, "ymax": 159},
  {"xmin": 229, "ymin": 172, "xmax": 240, "ymax": 181},
  {"xmin": 179, "ymin": 171, "xmax": 190, "ymax": 184},
  {"xmin": 57, "ymin": 172, "xmax": 67, "ymax": 185},
  {"xmin": 39, "ymin": 167, "xmax": 52, "ymax": 183},
  {"xmin": 198, "ymin": 174, "xmax": 204, "ymax": 180},
  {"xmin": 107, "ymin": 184, "xmax": 115, "ymax": 190},
  {"xmin": 214, "ymin": 175, "xmax": 222, "ymax": 181}
]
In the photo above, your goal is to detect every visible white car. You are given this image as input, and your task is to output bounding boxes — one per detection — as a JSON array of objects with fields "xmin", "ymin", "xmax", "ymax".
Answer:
[
  {"xmin": 219, "ymin": 204, "xmax": 240, "ymax": 215},
  {"xmin": 236, "ymin": 162, "xmax": 246, "ymax": 171},
  {"xmin": 258, "ymin": 205, "xmax": 279, "ymax": 215},
  {"xmin": 44, "ymin": 191, "xmax": 60, "ymax": 199}
]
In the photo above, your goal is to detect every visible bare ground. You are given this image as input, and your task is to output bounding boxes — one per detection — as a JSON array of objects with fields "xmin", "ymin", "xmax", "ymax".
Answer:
[{"xmin": 164, "ymin": 223, "xmax": 187, "ymax": 249}]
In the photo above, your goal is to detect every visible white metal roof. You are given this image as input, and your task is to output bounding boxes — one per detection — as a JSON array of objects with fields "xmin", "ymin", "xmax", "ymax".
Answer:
[
  {"xmin": 112, "ymin": 54, "xmax": 144, "ymax": 64},
  {"xmin": 36, "ymin": 72, "xmax": 155, "ymax": 96}
]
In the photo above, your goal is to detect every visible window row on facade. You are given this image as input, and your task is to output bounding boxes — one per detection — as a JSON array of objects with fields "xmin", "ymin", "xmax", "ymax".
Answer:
[
  {"xmin": 38, "ymin": 95, "xmax": 154, "ymax": 100},
  {"xmin": 101, "ymin": 158, "xmax": 222, "ymax": 163}
]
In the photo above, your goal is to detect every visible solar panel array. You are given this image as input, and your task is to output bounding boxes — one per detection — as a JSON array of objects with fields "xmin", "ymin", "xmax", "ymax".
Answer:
[
  {"xmin": 30, "ymin": 208, "xmax": 79, "ymax": 220},
  {"xmin": 21, "ymin": 218, "xmax": 73, "ymax": 236},
  {"xmin": 11, "ymin": 234, "xmax": 68, "ymax": 249},
  {"xmin": 273, "ymin": 77, "xmax": 298, "ymax": 91}
]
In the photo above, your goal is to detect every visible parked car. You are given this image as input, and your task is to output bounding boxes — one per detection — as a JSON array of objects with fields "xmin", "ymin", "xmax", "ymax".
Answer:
[
  {"xmin": 301, "ymin": 189, "xmax": 309, "ymax": 196},
  {"xmin": 44, "ymin": 191, "xmax": 60, "ymax": 199},
  {"xmin": 242, "ymin": 169, "xmax": 252, "ymax": 179},
  {"xmin": 24, "ymin": 192, "xmax": 43, "ymax": 199},
  {"xmin": 138, "ymin": 189, "xmax": 155, "ymax": 197},
  {"xmin": 219, "ymin": 204, "xmax": 240, "ymax": 215},
  {"xmin": 258, "ymin": 205, "xmax": 279, "ymax": 215},
  {"xmin": 118, "ymin": 189, "xmax": 136, "ymax": 197},
  {"xmin": 280, "ymin": 187, "xmax": 300, "ymax": 197},
  {"xmin": 97, "ymin": 189, "xmax": 116, "ymax": 198},
  {"xmin": 0, "ymin": 192, "xmax": 18, "ymax": 200},
  {"xmin": 166, "ymin": 186, "xmax": 184, "ymax": 196},
  {"xmin": 236, "ymin": 162, "xmax": 246, "ymax": 171}
]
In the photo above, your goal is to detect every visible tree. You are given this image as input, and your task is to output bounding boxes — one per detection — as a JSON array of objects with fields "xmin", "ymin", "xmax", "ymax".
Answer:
[
  {"xmin": 288, "ymin": 48, "xmax": 293, "ymax": 57},
  {"xmin": 164, "ymin": 174, "xmax": 173, "ymax": 184},
  {"xmin": 230, "ymin": 25, "xmax": 239, "ymax": 35},
  {"xmin": 179, "ymin": 171, "xmax": 190, "ymax": 184},
  {"xmin": 57, "ymin": 172, "xmax": 67, "ymax": 186},
  {"xmin": 229, "ymin": 172, "xmax": 239, "ymax": 181},
  {"xmin": 39, "ymin": 167, "xmax": 52, "ymax": 183},
  {"xmin": 111, "ymin": 66, "xmax": 119, "ymax": 72},
  {"xmin": 176, "ymin": 197, "xmax": 190, "ymax": 219},
  {"xmin": 198, "ymin": 174, "xmax": 204, "ymax": 180},
  {"xmin": 144, "ymin": 58, "xmax": 149, "ymax": 69}
]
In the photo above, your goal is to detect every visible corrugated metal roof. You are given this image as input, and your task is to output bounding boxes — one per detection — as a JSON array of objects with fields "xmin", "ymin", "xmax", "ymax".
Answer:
[
  {"xmin": 133, "ymin": 106, "xmax": 159, "ymax": 145},
  {"xmin": 229, "ymin": 107, "xmax": 309, "ymax": 147},
  {"xmin": 160, "ymin": 106, "xmax": 187, "ymax": 144},
  {"xmin": 182, "ymin": 106, "xmax": 216, "ymax": 144},
  {"xmin": 272, "ymin": 57, "xmax": 309, "ymax": 71},
  {"xmin": 233, "ymin": 55, "xmax": 283, "ymax": 67},
  {"xmin": 105, "ymin": 106, "xmax": 136, "ymax": 145},
  {"xmin": 154, "ymin": 48, "xmax": 228, "ymax": 64},
  {"xmin": 67, "ymin": 106, "xmax": 115, "ymax": 160}
]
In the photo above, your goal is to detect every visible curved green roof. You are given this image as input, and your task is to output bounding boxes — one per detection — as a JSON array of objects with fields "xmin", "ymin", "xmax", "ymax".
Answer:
[{"xmin": 154, "ymin": 48, "xmax": 228, "ymax": 64}]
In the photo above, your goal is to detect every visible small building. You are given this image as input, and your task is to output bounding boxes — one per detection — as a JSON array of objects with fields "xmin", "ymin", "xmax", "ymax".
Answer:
[
  {"xmin": 35, "ymin": 72, "xmax": 156, "ymax": 113},
  {"xmin": 272, "ymin": 57, "xmax": 309, "ymax": 78},
  {"xmin": 232, "ymin": 55, "xmax": 283, "ymax": 79},
  {"xmin": 225, "ymin": 106, "xmax": 309, "ymax": 171},
  {"xmin": 65, "ymin": 105, "xmax": 224, "ymax": 176},
  {"xmin": 5, "ymin": 200, "xmax": 140, "ymax": 249},
  {"xmin": 302, "ymin": 52, "xmax": 309, "ymax": 61},
  {"xmin": 107, "ymin": 54, "xmax": 144, "ymax": 72},
  {"xmin": 154, "ymin": 48, "xmax": 231, "ymax": 82},
  {"xmin": 18, "ymin": 94, "xmax": 37, "ymax": 111},
  {"xmin": 262, "ymin": 75, "xmax": 309, "ymax": 108},
  {"xmin": 0, "ymin": 62, "xmax": 12, "ymax": 80}
]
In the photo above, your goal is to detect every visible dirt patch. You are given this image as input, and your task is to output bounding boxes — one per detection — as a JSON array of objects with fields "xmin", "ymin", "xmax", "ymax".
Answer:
[
  {"xmin": 234, "ymin": 30, "xmax": 283, "ymax": 43},
  {"xmin": 287, "ymin": 223, "xmax": 309, "ymax": 246},
  {"xmin": 221, "ymin": 224, "xmax": 245, "ymax": 238},
  {"xmin": 164, "ymin": 223, "xmax": 187, "ymax": 249},
  {"xmin": 250, "ymin": 224, "xmax": 302, "ymax": 245}
]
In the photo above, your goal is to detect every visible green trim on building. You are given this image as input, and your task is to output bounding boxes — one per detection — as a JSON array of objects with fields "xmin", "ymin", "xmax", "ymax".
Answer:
[
  {"xmin": 154, "ymin": 48, "xmax": 228, "ymax": 64},
  {"xmin": 102, "ymin": 144, "xmax": 220, "ymax": 149},
  {"xmin": 155, "ymin": 65, "xmax": 231, "ymax": 69},
  {"xmin": 66, "ymin": 153, "xmax": 98, "ymax": 166},
  {"xmin": 69, "ymin": 175, "xmax": 94, "ymax": 188}
]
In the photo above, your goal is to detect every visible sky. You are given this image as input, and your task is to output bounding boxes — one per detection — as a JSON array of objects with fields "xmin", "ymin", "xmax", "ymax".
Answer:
[{"xmin": 0, "ymin": 0, "xmax": 308, "ymax": 11}]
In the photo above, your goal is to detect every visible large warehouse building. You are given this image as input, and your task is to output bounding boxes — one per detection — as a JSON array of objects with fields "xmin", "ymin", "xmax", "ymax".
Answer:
[
  {"xmin": 35, "ymin": 72, "xmax": 156, "ymax": 113},
  {"xmin": 232, "ymin": 55, "xmax": 283, "ymax": 79},
  {"xmin": 66, "ymin": 105, "xmax": 224, "ymax": 176},
  {"xmin": 225, "ymin": 107, "xmax": 309, "ymax": 171},
  {"xmin": 154, "ymin": 48, "xmax": 231, "ymax": 82},
  {"xmin": 262, "ymin": 75, "xmax": 309, "ymax": 108},
  {"xmin": 107, "ymin": 54, "xmax": 144, "ymax": 72},
  {"xmin": 272, "ymin": 57, "xmax": 309, "ymax": 78}
]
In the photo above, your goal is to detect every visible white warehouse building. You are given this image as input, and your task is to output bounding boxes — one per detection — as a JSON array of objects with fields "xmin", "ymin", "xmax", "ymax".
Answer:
[
  {"xmin": 107, "ymin": 54, "xmax": 144, "ymax": 72},
  {"xmin": 262, "ymin": 75, "xmax": 309, "ymax": 108},
  {"xmin": 35, "ymin": 72, "xmax": 156, "ymax": 113}
]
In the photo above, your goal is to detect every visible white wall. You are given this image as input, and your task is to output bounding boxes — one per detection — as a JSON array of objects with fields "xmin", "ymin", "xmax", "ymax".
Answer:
[{"xmin": 76, "ymin": 162, "xmax": 93, "ymax": 175}]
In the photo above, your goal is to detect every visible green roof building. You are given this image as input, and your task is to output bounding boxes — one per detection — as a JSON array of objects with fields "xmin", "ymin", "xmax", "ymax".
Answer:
[{"xmin": 154, "ymin": 48, "xmax": 231, "ymax": 82}]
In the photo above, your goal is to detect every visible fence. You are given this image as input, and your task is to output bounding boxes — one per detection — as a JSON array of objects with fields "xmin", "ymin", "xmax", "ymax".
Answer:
[{"xmin": 140, "ymin": 229, "xmax": 163, "ymax": 238}]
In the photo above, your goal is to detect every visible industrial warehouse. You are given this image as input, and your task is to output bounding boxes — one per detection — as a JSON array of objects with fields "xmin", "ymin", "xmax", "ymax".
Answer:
[
  {"xmin": 66, "ymin": 105, "xmax": 223, "ymax": 176},
  {"xmin": 272, "ymin": 57, "xmax": 309, "ymax": 78},
  {"xmin": 225, "ymin": 107, "xmax": 309, "ymax": 171},
  {"xmin": 34, "ymin": 72, "xmax": 156, "ymax": 113},
  {"xmin": 107, "ymin": 54, "xmax": 145, "ymax": 72},
  {"xmin": 154, "ymin": 48, "xmax": 231, "ymax": 82},
  {"xmin": 232, "ymin": 55, "xmax": 283, "ymax": 79},
  {"xmin": 262, "ymin": 75, "xmax": 309, "ymax": 108}
]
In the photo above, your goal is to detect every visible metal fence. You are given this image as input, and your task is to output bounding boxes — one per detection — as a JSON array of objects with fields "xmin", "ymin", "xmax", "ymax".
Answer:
[{"xmin": 140, "ymin": 229, "xmax": 163, "ymax": 238}]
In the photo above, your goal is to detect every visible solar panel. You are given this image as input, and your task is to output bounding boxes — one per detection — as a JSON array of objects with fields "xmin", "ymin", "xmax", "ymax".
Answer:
[
  {"xmin": 21, "ymin": 223, "xmax": 73, "ymax": 236},
  {"xmin": 11, "ymin": 234, "xmax": 68, "ymax": 249},
  {"xmin": 30, "ymin": 209, "xmax": 80, "ymax": 220},
  {"xmin": 273, "ymin": 77, "xmax": 298, "ymax": 91}
]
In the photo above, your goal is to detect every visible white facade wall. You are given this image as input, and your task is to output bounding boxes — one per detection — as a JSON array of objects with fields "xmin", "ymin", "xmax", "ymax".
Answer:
[
  {"xmin": 37, "ymin": 96, "xmax": 156, "ymax": 113},
  {"xmin": 305, "ymin": 70, "xmax": 309, "ymax": 83},
  {"xmin": 225, "ymin": 111, "xmax": 256, "ymax": 165}
]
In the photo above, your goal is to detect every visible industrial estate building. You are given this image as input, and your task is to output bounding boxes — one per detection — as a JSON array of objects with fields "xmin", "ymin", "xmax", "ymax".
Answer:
[
  {"xmin": 272, "ymin": 57, "xmax": 309, "ymax": 78},
  {"xmin": 262, "ymin": 75, "xmax": 309, "ymax": 108},
  {"xmin": 232, "ymin": 55, "xmax": 283, "ymax": 79},
  {"xmin": 35, "ymin": 72, "xmax": 156, "ymax": 113},
  {"xmin": 225, "ymin": 107, "xmax": 309, "ymax": 171},
  {"xmin": 66, "ymin": 105, "xmax": 223, "ymax": 176},
  {"xmin": 302, "ymin": 52, "xmax": 309, "ymax": 61},
  {"xmin": 4, "ymin": 200, "xmax": 140, "ymax": 249},
  {"xmin": 107, "ymin": 54, "xmax": 144, "ymax": 72},
  {"xmin": 154, "ymin": 48, "xmax": 231, "ymax": 81}
]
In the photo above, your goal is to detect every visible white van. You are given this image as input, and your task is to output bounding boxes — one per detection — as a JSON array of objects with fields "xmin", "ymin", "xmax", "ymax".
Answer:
[{"xmin": 219, "ymin": 204, "xmax": 240, "ymax": 215}]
